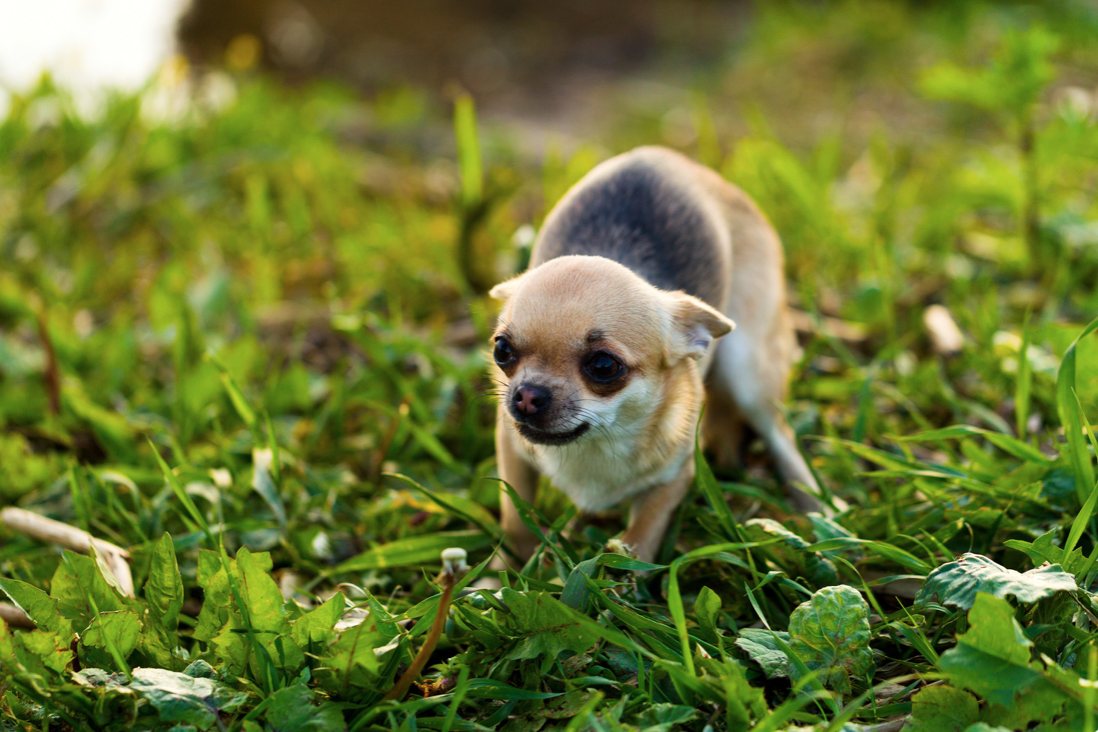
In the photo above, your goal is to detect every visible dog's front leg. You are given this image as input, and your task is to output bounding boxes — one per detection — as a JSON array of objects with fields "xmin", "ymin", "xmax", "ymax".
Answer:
[
  {"xmin": 492, "ymin": 410, "xmax": 541, "ymax": 571},
  {"xmin": 619, "ymin": 462, "xmax": 694, "ymax": 564}
]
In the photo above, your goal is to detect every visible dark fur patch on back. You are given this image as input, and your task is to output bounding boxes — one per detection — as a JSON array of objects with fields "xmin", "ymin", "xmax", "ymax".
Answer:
[{"xmin": 535, "ymin": 160, "xmax": 726, "ymax": 306}]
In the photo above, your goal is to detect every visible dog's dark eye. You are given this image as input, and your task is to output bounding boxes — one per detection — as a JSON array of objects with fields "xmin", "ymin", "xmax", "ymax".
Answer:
[
  {"xmin": 494, "ymin": 338, "xmax": 515, "ymax": 366},
  {"xmin": 584, "ymin": 352, "xmax": 623, "ymax": 383}
]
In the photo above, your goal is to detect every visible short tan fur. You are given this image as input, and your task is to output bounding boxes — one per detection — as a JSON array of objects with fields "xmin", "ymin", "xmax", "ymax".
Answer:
[{"xmin": 489, "ymin": 146, "xmax": 829, "ymax": 567}]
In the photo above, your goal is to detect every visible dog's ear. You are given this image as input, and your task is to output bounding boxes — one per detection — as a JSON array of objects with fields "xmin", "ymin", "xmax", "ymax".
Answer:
[
  {"xmin": 489, "ymin": 274, "xmax": 525, "ymax": 302},
  {"xmin": 668, "ymin": 293, "xmax": 735, "ymax": 360}
]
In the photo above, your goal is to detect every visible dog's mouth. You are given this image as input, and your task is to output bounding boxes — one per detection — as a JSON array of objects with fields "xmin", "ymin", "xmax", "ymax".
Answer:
[{"xmin": 515, "ymin": 421, "xmax": 590, "ymax": 446}]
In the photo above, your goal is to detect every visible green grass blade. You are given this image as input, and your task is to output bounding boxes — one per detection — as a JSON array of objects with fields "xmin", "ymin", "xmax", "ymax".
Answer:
[
  {"xmin": 148, "ymin": 438, "xmax": 215, "ymax": 546},
  {"xmin": 1056, "ymin": 316, "xmax": 1098, "ymax": 503},
  {"xmin": 896, "ymin": 425, "xmax": 1052, "ymax": 463},
  {"xmin": 667, "ymin": 541, "xmax": 769, "ymax": 676},
  {"xmin": 694, "ymin": 446, "xmax": 744, "ymax": 541},
  {"xmin": 1065, "ymin": 390, "xmax": 1098, "ymax": 567},
  {"xmin": 210, "ymin": 353, "xmax": 259, "ymax": 434},
  {"xmin": 1063, "ymin": 476, "xmax": 1098, "ymax": 562}
]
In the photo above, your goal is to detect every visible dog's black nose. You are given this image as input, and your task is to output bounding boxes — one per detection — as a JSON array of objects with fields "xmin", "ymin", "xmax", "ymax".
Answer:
[{"xmin": 512, "ymin": 384, "xmax": 551, "ymax": 417}]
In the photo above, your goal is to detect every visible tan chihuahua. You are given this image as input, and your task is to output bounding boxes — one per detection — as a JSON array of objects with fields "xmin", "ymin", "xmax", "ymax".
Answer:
[{"xmin": 489, "ymin": 146, "xmax": 828, "ymax": 565}]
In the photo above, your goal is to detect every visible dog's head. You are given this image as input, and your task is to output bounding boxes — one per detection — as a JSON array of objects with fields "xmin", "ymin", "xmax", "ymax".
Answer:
[{"xmin": 489, "ymin": 255, "xmax": 734, "ymax": 446}]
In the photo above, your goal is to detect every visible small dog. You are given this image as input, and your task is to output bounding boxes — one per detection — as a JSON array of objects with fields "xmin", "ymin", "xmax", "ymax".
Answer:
[{"xmin": 489, "ymin": 146, "xmax": 827, "ymax": 565}]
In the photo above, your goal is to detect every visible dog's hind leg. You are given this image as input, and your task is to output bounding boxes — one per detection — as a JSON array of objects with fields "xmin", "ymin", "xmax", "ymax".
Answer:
[
  {"xmin": 709, "ymin": 327, "xmax": 830, "ymax": 513},
  {"xmin": 699, "ymin": 177, "xmax": 840, "ymax": 514}
]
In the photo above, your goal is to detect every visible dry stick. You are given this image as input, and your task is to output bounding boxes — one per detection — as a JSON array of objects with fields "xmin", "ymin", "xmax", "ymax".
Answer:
[
  {"xmin": 383, "ymin": 548, "xmax": 468, "ymax": 702},
  {"xmin": 0, "ymin": 507, "xmax": 134, "ymax": 598},
  {"xmin": 0, "ymin": 602, "xmax": 36, "ymax": 629}
]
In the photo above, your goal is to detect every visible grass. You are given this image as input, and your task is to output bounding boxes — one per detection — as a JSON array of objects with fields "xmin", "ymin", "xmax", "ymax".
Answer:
[{"xmin": 2, "ymin": 1, "xmax": 1098, "ymax": 730}]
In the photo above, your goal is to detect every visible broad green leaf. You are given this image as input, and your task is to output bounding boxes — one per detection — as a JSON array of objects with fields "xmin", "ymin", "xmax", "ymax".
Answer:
[
  {"xmin": 0, "ymin": 578, "xmax": 74, "ymax": 638},
  {"xmin": 1003, "ymin": 530, "xmax": 1086, "ymax": 575},
  {"xmin": 145, "ymin": 532, "xmax": 184, "ymax": 631},
  {"xmin": 136, "ymin": 611, "xmax": 181, "ymax": 671},
  {"xmin": 499, "ymin": 589, "xmax": 601, "ymax": 672},
  {"xmin": 979, "ymin": 679, "xmax": 1072, "ymax": 730},
  {"xmin": 49, "ymin": 550, "xmax": 127, "ymax": 632},
  {"xmin": 291, "ymin": 593, "xmax": 345, "ymax": 651},
  {"xmin": 263, "ymin": 679, "xmax": 345, "ymax": 732},
  {"xmin": 734, "ymin": 628, "xmax": 791, "ymax": 679},
  {"xmin": 73, "ymin": 668, "xmax": 127, "ymax": 688},
  {"xmin": 906, "ymin": 685, "xmax": 979, "ymax": 732},
  {"xmin": 333, "ymin": 530, "xmax": 492, "ymax": 573},
  {"xmin": 81, "ymin": 609, "xmax": 142, "ymax": 661},
  {"xmin": 832, "ymin": 437, "xmax": 966, "ymax": 477},
  {"xmin": 237, "ymin": 547, "xmax": 291, "ymax": 637},
  {"xmin": 1, "ymin": 620, "xmax": 74, "ymax": 676},
  {"xmin": 129, "ymin": 667, "xmax": 248, "ymax": 730},
  {"xmin": 635, "ymin": 703, "xmax": 697, "ymax": 732},
  {"xmin": 233, "ymin": 548, "xmax": 304, "ymax": 675},
  {"xmin": 916, "ymin": 553, "xmax": 1077, "ymax": 610},
  {"xmin": 787, "ymin": 585, "xmax": 874, "ymax": 695},
  {"xmin": 193, "ymin": 556, "xmax": 234, "ymax": 642},
  {"xmin": 743, "ymin": 518, "xmax": 838, "ymax": 586},
  {"xmin": 939, "ymin": 593, "xmax": 1041, "ymax": 706},
  {"xmin": 560, "ymin": 556, "xmax": 601, "ymax": 611},
  {"xmin": 694, "ymin": 586, "xmax": 722, "ymax": 643},
  {"xmin": 315, "ymin": 617, "xmax": 395, "ymax": 701}
]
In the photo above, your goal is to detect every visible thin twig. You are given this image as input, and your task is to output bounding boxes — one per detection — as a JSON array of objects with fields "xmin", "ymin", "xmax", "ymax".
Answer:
[
  {"xmin": 0, "ymin": 602, "xmax": 35, "ymax": 629},
  {"xmin": 383, "ymin": 548, "xmax": 468, "ymax": 701}
]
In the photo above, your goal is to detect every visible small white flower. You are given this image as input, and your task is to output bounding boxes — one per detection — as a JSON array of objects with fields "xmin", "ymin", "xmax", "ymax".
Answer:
[{"xmin": 442, "ymin": 547, "xmax": 468, "ymax": 576}]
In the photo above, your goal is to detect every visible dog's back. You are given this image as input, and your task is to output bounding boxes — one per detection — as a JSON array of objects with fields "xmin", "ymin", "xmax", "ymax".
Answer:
[{"xmin": 533, "ymin": 147, "xmax": 732, "ymax": 309}]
